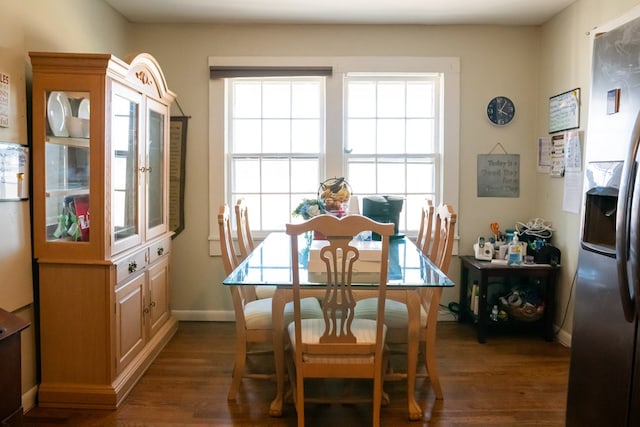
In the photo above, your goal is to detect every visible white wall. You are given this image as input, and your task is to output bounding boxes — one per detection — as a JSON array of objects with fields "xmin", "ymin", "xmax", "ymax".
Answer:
[
  {"xmin": 0, "ymin": 1, "xmax": 36, "ymax": 412},
  {"xmin": 23, "ymin": 0, "xmax": 129, "ymax": 55},
  {"xmin": 2, "ymin": 0, "xmax": 129, "ymax": 411},
  {"xmin": 125, "ymin": 23, "xmax": 542, "ymax": 319},
  {"xmin": 129, "ymin": 0, "xmax": 640, "ymax": 338},
  {"xmin": 538, "ymin": 0, "xmax": 640, "ymax": 344},
  {"xmin": 5, "ymin": 0, "xmax": 640, "ymax": 413}
]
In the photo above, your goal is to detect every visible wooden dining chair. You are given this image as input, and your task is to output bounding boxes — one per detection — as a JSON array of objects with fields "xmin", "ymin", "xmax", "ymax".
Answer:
[
  {"xmin": 235, "ymin": 198, "xmax": 255, "ymax": 259},
  {"xmin": 235, "ymin": 198, "xmax": 275, "ymax": 299},
  {"xmin": 355, "ymin": 203, "xmax": 457, "ymax": 401},
  {"xmin": 414, "ymin": 203, "xmax": 457, "ymax": 397},
  {"xmin": 219, "ymin": 204, "xmax": 323, "ymax": 401},
  {"xmin": 415, "ymin": 199, "xmax": 434, "ymax": 256},
  {"xmin": 427, "ymin": 203, "xmax": 457, "ymax": 274},
  {"xmin": 285, "ymin": 214, "xmax": 395, "ymax": 427},
  {"xmin": 219, "ymin": 204, "xmax": 269, "ymax": 399}
]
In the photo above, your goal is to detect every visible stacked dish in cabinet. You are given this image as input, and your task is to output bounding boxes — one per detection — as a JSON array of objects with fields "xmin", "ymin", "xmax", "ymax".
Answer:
[{"xmin": 45, "ymin": 91, "xmax": 91, "ymax": 242}]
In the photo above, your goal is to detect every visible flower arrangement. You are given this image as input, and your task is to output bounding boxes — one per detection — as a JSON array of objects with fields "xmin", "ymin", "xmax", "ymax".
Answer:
[{"xmin": 292, "ymin": 198, "xmax": 327, "ymax": 220}]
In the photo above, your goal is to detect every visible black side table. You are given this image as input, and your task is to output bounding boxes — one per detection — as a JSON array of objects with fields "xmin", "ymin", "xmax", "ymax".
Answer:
[
  {"xmin": 459, "ymin": 255, "xmax": 559, "ymax": 343},
  {"xmin": 0, "ymin": 307, "xmax": 31, "ymax": 426}
]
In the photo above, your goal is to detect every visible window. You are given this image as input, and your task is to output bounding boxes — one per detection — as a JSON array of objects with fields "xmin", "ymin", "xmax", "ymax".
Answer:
[
  {"xmin": 209, "ymin": 57, "xmax": 459, "ymax": 255},
  {"xmin": 228, "ymin": 77, "xmax": 325, "ymax": 231},
  {"xmin": 344, "ymin": 74, "xmax": 440, "ymax": 231}
]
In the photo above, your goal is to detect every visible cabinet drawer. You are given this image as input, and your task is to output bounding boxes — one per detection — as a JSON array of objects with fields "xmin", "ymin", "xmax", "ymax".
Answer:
[
  {"xmin": 149, "ymin": 237, "xmax": 171, "ymax": 264},
  {"xmin": 116, "ymin": 250, "xmax": 148, "ymax": 283}
]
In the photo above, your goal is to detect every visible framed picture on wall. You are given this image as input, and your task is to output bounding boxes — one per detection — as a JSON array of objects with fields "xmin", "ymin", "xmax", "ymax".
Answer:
[
  {"xmin": 549, "ymin": 88, "xmax": 580, "ymax": 134},
  {"xmin": 169, "ymin": 116, "xmax": 188, "ymax": 236}
]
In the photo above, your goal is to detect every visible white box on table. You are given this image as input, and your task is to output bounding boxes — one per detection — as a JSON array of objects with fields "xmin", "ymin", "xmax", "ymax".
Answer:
[{"xmin": 307, "ymin": 239, "xmax": 382, "ymax": 283}]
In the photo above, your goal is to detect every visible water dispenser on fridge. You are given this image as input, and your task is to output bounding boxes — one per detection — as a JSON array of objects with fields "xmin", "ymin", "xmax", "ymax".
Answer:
[{"xmin": 581, "ymin": 161, "xmax": 623, "ymax": 253}]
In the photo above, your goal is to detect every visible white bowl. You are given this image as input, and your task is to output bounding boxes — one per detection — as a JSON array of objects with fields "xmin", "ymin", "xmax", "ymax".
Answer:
[{"xmin": 65, "ymin": 116, "xmax": 90, "ymax": 138}]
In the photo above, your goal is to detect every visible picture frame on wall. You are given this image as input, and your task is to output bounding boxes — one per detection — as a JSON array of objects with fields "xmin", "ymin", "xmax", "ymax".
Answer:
[
  {"xmin": 549, "ymin": 88, "xmax": 580, "ymax": 134},
  {"xmin": 169, "ymin": 116, "xmax": 188, "ymax": 236}
]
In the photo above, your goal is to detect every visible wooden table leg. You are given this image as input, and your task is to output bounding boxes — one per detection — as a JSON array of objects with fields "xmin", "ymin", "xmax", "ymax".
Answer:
[{"xmin": 425, "ymin": 288, "xmax": 444, "ymax": 400}]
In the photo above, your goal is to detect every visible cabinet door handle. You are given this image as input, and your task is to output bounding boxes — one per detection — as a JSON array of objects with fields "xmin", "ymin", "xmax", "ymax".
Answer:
[
  {"xmin": 128, "ymin": 260, "xmax": 137, "ymax": 273},
  {"xmin": 143, "ymin": 307, "xmax": 150, "ymax": 314},
  {"xmin": 150, "ymin": 301, "xmax": 156, "ymax": 308},
  {"xmin": 157, "ymin": 247, "xmax": 164, "ymax": 256}
]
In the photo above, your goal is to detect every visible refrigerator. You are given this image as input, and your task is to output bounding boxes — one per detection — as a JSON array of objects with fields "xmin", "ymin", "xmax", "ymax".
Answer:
[{"xmin": 566, "ymin": 14, "xmax": 640, "ymax": 427}]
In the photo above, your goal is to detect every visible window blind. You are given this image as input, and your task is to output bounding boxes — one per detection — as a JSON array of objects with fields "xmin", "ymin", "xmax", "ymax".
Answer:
[{"xmin": 209, "ymin": 66, "xmax": 332, "ymax": 79}]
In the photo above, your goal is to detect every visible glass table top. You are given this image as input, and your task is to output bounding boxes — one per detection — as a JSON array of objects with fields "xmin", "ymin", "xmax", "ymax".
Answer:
[{"xmin": 223, "ymin": 232, "xmax": 454, "ymax": 289}]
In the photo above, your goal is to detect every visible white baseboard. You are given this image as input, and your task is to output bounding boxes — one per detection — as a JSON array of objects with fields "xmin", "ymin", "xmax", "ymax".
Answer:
[
  {"xmin": 172, "ymin": 309, "xmax": 235, "ymax": 322},
  {"xmin": 172, "ymin": 308, "xmax": 573, "ymax": 348},
  {"xmin": 22, "ymin": 385, "xmax": 38, "ymax": 413},
  {"xmin": 173, "ymin": 309, "xmax": 458, "ymax": 323},
  {"xmin": 438, "ymin": 309, "xmax": 458, "ymax": 321},
  {"xmin": 175, "ymin": 310, "xmax": 464, "ymax": 325},
  {"xmin": 554, "ymin": 326, "xmax": 571, "ymax": 347}
]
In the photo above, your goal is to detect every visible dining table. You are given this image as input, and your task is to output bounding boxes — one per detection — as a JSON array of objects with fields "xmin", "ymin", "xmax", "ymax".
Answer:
[{"xmin": 223, "ymin": 232, "xmax": 454, "ymax": 420}]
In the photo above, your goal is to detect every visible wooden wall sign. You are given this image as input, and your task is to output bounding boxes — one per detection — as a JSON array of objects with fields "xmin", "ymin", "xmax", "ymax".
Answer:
[{"xmin": 477, "ymin": 154, "xmax": 520, "ymax": 197}]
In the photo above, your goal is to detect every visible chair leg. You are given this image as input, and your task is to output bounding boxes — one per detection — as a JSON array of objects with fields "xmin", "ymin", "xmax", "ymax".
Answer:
[
  {"xmin": 285, "ymin": 346, "xmax": 297, "ymax": 404},
  {"xmin": 296, "ymin": 371, "xmax": 305, "ymax": 427},
  {"xmin": 227, "ymin": 340, "xmax": 247, "ymax": 400},
  {"xmin": 425, "ymin": 330, "xmax": 443, "ymax": 399},
  {"xmin": 372, "ymin": 376, "xmax": 382, "ymax": 427}
]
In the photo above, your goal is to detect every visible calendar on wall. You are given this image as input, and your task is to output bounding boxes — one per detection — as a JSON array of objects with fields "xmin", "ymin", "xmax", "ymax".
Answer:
[
  {"xmin": 0, "ymin": 71, "xmax": 9, "ymax": 128},
  {"xmin": 0, "ymin": 142, "xmax": 28, "ymax": 201}
]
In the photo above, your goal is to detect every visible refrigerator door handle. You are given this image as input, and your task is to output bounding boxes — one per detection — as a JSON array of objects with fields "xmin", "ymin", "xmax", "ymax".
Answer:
[
  {"xmin": 630, "ymin": 148, "xmax": 640, "ymax": 317},
  {"xmin": 617, "ymin": 112, "xmax": 640, "ymax": 322}
]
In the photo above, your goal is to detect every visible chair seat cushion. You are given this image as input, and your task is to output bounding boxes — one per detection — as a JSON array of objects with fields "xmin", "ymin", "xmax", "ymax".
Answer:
[
  {"xmin": 288, "ymin": 318, "xmax": 386, "ymax": 364},
  {"xmin": 244, "ymin": 296, "xmax": 322, "ymax": 330},
  {"xmin": 354, "ymin": 297, "xmax": 427, "ymax": 329},
  {"xmin": 255, "ymin": 285, "xmax": 276, "ymax": 299}
]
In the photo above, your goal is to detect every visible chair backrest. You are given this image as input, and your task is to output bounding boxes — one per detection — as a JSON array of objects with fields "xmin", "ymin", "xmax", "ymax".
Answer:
[
  {"xmin": 235, "ymin": 198, "xmax": 255, "ymax": 259},
  {"xmin": 218, "ymin": 204, "xmax": 238, "ymax": 276},
  {"xmin": 218, "ymin": 204, "xmax": 258, "ymax": 309},
  {"xmin": 415, "ymin": 199, "xmax": 434, "ymax": 257},
  {"xmin": 428, "ymin": 203, "xmax": 457, "ymax": 274},
  {"xmin": 286, "ymin": 214, "xmax": 394, "ymax": 350}
]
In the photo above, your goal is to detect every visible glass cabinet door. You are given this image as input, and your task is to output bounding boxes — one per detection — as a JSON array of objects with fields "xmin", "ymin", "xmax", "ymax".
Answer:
[
  {"xmin": 111, "ymin": 83, "xmax": 142, "ymax": 252},
  {"xmin": 145, "ymin": 98, "xmax": 168, "ymax": 240},
  {"xmin": 45, "ymin": 91, "xmax": 91, "ymax": 242}
]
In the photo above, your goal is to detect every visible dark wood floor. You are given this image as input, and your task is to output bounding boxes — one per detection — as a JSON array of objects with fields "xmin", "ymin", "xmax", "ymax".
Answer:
[{"xmin": 24, "ymin": 321, "xmax": 570, "ymax": 426}]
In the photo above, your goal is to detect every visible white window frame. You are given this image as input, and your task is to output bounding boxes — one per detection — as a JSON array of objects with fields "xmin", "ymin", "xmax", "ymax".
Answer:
[
  {"xmin": 208, "ymin": 56, "xmax": 460, "ymax": 256},
  {"xmin": 343, "ymin": 72, "xmax": 442, "ymax": 232},
  {"xmin": 227, "ymin": 76, "xmax": 327, "ymax": 232}
]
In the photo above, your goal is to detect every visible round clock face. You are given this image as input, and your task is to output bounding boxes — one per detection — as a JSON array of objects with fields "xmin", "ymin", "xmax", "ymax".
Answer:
[{"xmin": 487, "ymin": 96, "xmax": 515, "ymax": 126}]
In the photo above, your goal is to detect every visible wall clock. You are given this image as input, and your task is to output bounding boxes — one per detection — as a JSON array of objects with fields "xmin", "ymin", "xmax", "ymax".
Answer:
[{"xmin": 487, "ymin": 96, "xmax": 515, "ymax": 126}]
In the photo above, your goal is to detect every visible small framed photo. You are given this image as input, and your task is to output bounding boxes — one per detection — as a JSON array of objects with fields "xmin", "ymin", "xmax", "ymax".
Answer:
[{"xmin": 607, "ymin": 88, "xmax": 620, "ymax": 115}]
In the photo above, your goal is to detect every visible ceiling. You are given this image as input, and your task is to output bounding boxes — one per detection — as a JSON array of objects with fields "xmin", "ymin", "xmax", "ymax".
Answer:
[{"xmin": 104, "ymin": 0, "xmax": 576, "ymax": 26}]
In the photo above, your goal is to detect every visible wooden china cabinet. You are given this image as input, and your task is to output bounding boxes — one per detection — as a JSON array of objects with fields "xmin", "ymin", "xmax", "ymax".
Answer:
[{"xmin": 30, "ymin": 52, "xmax": 178, "ymax": 409}]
